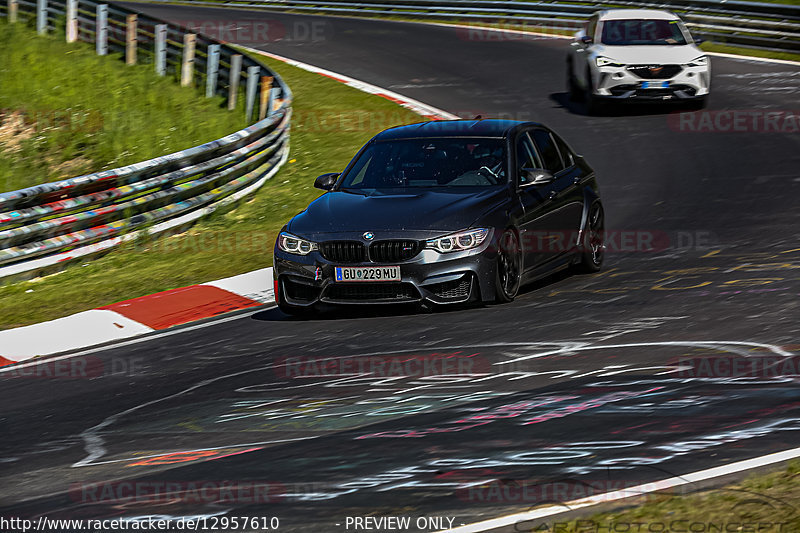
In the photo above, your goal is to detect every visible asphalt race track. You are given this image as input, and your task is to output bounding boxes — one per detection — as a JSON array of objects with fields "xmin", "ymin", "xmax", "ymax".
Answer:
[{"xmin": 2, "ymin": 6, "xmax": 800, "ymax": 531}]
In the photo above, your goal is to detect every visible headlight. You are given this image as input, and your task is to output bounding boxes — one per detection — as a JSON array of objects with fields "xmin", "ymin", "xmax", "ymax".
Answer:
[
  {"xmin": 277, "ymin": 232, "xmax": 318, "ymax": 255},
  {"xmin": 687, "ymin": 55, "xmax": 708, "ymax": 67},
  {"xmin": 596, "ymin": 56, "xmax": 624, "ymax": 68},
  {"xmin": 426, "ymin": 228, "xmax": 490, "ymax": 254}
]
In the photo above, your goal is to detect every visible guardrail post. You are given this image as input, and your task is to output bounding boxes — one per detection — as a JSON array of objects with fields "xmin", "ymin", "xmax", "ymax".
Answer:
[
  {"xmin": 181, "ymin": 33, "xmax": 195, "ymax": 87},
  {"xmin": 8, "ymin": 0, "xmax": 18, "ymax": 23},
  {"xmin": 227, "ymin": 54, "xmax": 242, "ymax": 111},
  {"xmin": 95, "ymin": 4, "xmax": 108, "ymax": 56},
  {"xmin": 36, "ymin": 0, "xmax": 47, "ymax": 34},
  {"xmin": 205, "ymin": 44, "xmax": 220, "ymax": 98},
  {"xmin": 126, "ymin": 14, "xmax": 137, "ymax": 65},
  {"xmin": 260, "ymin": 76, "xmax": 273, "ymax": 120},
  {"xmin": 154, "ymin": 24, "xmax": 167, "ymax": 76},
  {"xmin": 245, "ymin": 66, "xmax": 259, "ymax": 122},
  {"xmin": 66, "ymin": 0, "xmax": 77, "ymax": 42},
  {"xmin": 268, "ymin": 86, "xmax": 277, "ymax": 115}
]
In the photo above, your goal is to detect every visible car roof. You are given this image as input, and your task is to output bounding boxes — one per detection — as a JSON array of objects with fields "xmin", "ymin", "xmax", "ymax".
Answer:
[
  {"xmin": 374, "ymin": 119, "xmax": 534, "ymax": 140},
  {"xmin": 597, "ymin": 9, "xmax": 680, "ymax": 21}
]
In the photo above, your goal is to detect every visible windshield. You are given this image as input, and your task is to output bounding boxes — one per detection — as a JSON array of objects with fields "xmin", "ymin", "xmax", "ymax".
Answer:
[
  {"xmin": 338, "ymin": 137, "xmax": 507, "ymax": 190},
  {"xmin": 601, "ymin": 19, "xmax": 689, "ymax": 46}
]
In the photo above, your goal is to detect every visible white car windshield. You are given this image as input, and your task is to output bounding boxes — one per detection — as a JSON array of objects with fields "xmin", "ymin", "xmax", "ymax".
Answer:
[{"xmin": 601, "ymin": 19, "xmax": 689, "ymax": 46}]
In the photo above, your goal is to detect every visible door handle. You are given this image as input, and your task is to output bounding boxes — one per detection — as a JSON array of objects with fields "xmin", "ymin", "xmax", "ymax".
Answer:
[
  {"xmin": 548, "ymin": 191, "xmax": 558, "ymax": 200},
  {"xmin": 573, "ymin": 177, "xmax": 581, "ymax": 186}
]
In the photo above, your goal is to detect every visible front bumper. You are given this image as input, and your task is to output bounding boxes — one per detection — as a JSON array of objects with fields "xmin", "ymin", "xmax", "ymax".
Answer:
[
  {"xmin": 274, "ymin": 241, "xmax": 499, "ymax": 307},
  {"xmin": 592, "ymin": 64, "xmax": 710, "ymax": 100}
]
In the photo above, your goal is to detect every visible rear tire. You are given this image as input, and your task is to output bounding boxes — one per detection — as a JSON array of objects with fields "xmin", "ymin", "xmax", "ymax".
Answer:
[
  {"xmin": 575, "ymin": 202, "xmax": 605, "ymax": 273},
  {"xmin": 494, "ymin": 229, "xmax": 522, "ymax": 303}
]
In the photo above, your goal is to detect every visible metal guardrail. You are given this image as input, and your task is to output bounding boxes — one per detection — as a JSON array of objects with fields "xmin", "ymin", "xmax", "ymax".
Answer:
[
  {"xmin": 0, "ymin": 0, "xmax": 292, "ymax": 282},
  {"xmin": 142, "ymin": 0, "xmax": 800, "ymax": 54}
]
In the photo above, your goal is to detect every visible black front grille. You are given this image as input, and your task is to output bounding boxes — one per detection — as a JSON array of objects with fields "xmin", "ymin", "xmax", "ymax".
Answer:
[
  {"xmin": 627, "ymin": 64, "xmax": 683, "ymax": 79},
  {"xmin": 325, "ymin": 282, "xmax": 418, "ymax": 301},
  {"xmin": 320, "ymin": 241, "xmax": 366, "ymax": 263},
  {"xmin": 369, "ymin": 240, "xmax": 421, "ymax": 263}
]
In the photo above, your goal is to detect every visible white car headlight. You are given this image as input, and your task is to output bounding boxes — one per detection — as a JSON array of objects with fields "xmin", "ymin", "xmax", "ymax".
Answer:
[
  {"xmin": 596, "ymin": 56, "xmax": 624, "ymax": 68},
  {"xmin": 426, "ymin": 228, "xmax": 490, "ymax": 254},
  {"xmin": 278, "ymin": 232, "xmax": 318, "ymax": 255},
  {"xmin": 688, "ymin": 55, "xmax": 708, "ymax": 67}
]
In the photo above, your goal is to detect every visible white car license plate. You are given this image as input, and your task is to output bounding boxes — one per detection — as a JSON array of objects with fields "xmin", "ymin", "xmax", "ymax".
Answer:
[{"xmin": 335, "ymin": 266, "xmax": 401, "ymax": 282}]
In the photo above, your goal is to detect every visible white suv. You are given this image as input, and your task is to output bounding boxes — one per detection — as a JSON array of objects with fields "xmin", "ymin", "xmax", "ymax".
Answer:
[{"xmin": 567, "ymin": 9, "xmax": 710, "ymax": 112}]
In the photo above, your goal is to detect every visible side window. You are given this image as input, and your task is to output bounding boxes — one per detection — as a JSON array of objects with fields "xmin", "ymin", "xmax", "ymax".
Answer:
[
  {"xmin": 516, "ymin": 133, "xmax": 542, "ymax": 185},
  {"xmin": 531, "ymin": 130, "xmax": 564, "ymax": 172},
  {"xmin": 347, "ymin": 151, "xmax": 373, "ymax": 187},
  {"xmin": 552, "ymin": 133, "xmax": 575, "ymax": 168}
]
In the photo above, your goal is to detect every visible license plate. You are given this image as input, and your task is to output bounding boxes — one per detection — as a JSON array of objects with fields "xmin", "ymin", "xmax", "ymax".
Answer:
[
  {"xmin": 642, "ymin": 81, "xmax": 669, "ymax": 89},
  {"xmin": 335, "ymin": 266, "xmax": 401, "ymax": 282}
]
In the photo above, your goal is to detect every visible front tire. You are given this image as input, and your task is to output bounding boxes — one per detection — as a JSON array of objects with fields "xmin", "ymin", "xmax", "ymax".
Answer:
[
  {"xmin": 278, "ymin": 300, "xmax": 312, "ymax": 317},
  {"xmin": 688, "ymin": 96, "xmax": 707, "ymax": 110},
  {"xmin": 276, "ymin": 280, "xmax": 315, "ymax": 317},
  {"xmin": 585, "ymin": 68, "xmax": 602, "ymax": 115},
  {"xmin": 575, "ymin": 202, "xmax": 605, "ymax": 273},
  {"xmin": 494, "ymin": 229, "xmax": 522, "ymax": 303},
  {"xmin": 567, "ymin": 60, "xmax": 580, "ymax": 101}
]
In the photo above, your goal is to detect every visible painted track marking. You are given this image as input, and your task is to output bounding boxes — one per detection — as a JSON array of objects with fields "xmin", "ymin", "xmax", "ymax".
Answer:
[{"xmin": 444, "ymin": 444, "xmax": 800, "ymax": 532}]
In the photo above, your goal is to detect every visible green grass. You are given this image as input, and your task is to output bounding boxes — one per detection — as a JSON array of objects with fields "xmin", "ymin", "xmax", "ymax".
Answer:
[
  {"xmin": 534, "ymin": 461, "xmax": 800, "ymax": 532},
  {"xmin": 0, "ymin": 19, "xmax": 246, "ymax": 193},
  {"xmin": 0, "ymin": 51, "xmax": 421, "ymax": 329}
]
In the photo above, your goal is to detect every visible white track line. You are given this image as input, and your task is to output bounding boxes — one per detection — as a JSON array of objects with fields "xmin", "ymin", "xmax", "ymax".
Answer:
[
  {"xmin": 705, "ymin": 50, "xmax": 800, "ymax": 67},
  {"xmin": 238, "ymin": 45, "xmax": 459, "ymax": 120},
  {"xmin": 445, "ymin": 445, "xmax": 800, "ymax": 532},
  {"xmin": 494, "ymin": 340, "xmax": 793, "ymax": 364},
  {"xmin": 0, "ymin": 304, "xmax": 275, "ymax": 375}
]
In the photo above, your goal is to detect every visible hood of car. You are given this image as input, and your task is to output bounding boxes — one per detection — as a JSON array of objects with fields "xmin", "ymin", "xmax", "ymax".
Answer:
[
  {"xmin": 287, "ymin": 187, "xmax": 508, "ymax": 239},
  {"xmin": 594, "ymin": 44, "xmax": 703, "ymax": 65}
]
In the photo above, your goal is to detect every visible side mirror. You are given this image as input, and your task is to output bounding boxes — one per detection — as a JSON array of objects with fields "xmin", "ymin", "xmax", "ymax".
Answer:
[
  {"xmin": 694, "ymin": 37, "xmax": 705, "ymax": 45},
  {"xmin": 580, "ymin": 35, "xmax": 593, "ymax": 45},
  {"xmin": 314, "ymin": 173, "xmax": 339, "ymax": 191},
  {"xmin": 520, "ymin": 168, "xmax": 555, "ymax": 186}
]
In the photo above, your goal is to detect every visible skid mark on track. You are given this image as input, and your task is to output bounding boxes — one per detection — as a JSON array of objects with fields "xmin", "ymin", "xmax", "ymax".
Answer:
[
  {"xmin": 72, "ymin": 364, "xmax": 322, "ymax": 468},
  {"xmin": 72, "ymin": 338, "xmax": 795, "ymax": 469}
]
